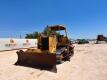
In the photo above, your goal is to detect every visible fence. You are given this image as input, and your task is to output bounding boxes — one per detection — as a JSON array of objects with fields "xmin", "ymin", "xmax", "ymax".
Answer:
[{"xmin": 0, "ymin": 38, "xmax": 37, "ymax": 51}]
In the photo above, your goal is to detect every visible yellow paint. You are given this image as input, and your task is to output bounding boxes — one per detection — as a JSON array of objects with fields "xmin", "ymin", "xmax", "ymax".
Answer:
[{"xmin": 49, "ymin": 35, "xmax": 57, "ymax": 53}]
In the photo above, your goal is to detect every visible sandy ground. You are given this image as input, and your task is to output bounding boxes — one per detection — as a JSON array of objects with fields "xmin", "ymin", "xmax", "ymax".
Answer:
[{"xmin": 0, "ymin": 44, "xmax": 107, "ymax": 80}]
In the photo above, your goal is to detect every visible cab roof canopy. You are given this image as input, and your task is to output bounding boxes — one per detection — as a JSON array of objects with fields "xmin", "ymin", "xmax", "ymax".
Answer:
[{"xmin": 49, "ymin": 25, "xmax": 66, "ymax": 31}]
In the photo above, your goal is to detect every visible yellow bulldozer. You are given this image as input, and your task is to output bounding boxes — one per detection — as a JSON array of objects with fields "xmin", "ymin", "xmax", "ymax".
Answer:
[{"xmin": 15, "ymin": 25, "xmax": 74, "ymax": 68}]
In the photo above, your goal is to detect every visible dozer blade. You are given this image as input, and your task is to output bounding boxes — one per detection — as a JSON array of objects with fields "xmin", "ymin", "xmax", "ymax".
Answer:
[{"xmin": 15, "ymin": 50, "xmax": 56, "ymax": 68}]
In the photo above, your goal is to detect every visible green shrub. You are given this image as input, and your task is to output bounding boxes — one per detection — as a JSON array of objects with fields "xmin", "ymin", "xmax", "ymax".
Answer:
[{"xmin": 78, "ymin": 39, "xmax": 89, "ymax": 44}]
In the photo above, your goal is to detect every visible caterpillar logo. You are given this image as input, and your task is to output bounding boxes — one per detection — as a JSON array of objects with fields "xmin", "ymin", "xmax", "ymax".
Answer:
[
  {"xmin": 23, "ymin": 39, "xmax": 31, "ymax": 46},
  {"xmin": 5, "ymin": 39, "xmax": 17, "ymax": 47},
  {"xmin": 10, "ymin": 39, "xmax": 14, "ymax": 43},
  {"xmin": 0, "ymin": 39, "xmax": 37, "ymax": 51}
]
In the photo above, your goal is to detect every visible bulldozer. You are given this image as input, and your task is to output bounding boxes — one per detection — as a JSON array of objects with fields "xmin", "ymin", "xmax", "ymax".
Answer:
[{"xmin": 15, "ymin": 25, "xmax": 74, "ymax": 68}]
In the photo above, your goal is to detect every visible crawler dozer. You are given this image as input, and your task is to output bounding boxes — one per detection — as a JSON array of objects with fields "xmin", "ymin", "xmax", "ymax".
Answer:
[{"xmin": 15, "ymin": 25, "xmax": 74, "ymax": 68}]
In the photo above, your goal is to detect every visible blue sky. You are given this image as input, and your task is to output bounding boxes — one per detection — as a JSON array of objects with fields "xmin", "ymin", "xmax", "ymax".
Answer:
[{"xmin": 0, "ymin": 0, "xmax": 107, "ymax": 39}]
